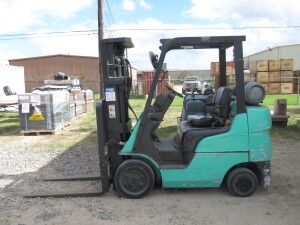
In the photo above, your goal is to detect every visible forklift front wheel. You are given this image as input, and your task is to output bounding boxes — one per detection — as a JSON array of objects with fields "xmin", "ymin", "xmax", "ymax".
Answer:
[
  {"xmin": 114, "ymin": 159, "xmax": 155, "ymax": 199},
  {"xmin": 227, "ymin": 168, "xmax": 258, "ymax": 197}
]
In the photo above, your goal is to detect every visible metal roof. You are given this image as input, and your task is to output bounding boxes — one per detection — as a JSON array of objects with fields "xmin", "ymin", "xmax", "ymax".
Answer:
[
  {"xmin": 244, "ymin": 44, "xmax": 300, "ymax": 70},
  {"xmin": 9, "ymin": 54, "xmax": 98, "ymax": 62}
]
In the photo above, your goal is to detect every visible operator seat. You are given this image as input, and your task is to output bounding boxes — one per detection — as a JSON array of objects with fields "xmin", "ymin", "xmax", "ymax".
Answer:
[
  {"xmin": 187, "ymin": 86, "xmax": 232, "ymax": 127},
  {"xmin": 181, "ymin": 94, "xmax": 214, "ymax": 120},
  {"xmin": 175, "ymin": 86, "xmax": 232, "ymax": 164}
]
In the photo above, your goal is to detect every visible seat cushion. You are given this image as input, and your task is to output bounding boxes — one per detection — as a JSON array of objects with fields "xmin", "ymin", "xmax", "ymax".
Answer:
[{"xmin": 187, "ymin": 113, "xmax": 213, "ymax": 127}]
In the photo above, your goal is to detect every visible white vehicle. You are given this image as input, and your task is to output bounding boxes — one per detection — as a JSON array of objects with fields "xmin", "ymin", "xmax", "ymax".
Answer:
[{"xmin": 182, "ymin": 76, "xmax": 213, "ymax": 94}]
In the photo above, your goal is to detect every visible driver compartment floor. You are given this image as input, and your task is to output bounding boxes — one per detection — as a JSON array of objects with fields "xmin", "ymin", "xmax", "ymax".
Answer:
[{"xmin": 154, "ymin": 137, "xmax": 183, "ymax": 165}]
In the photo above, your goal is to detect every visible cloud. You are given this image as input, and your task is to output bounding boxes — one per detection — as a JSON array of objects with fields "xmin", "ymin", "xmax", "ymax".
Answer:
[
  {"xmin": 183, "ymin": 0, "xmax": 300, "ymax": 23},
  {"xmin": 0, "ymin": 0, "xmax": 93, "ymax": 34},
  {"xmin": 122, "ymin": 0, "xmax": 136, "ymax": 11},
  {"xmin": 0, "ymin": 47, "xmax": 25, "ymax": 64},
  {"xmin": 110, "ymin": 18, "xmax": 300, "ymax": 70},
  {"xmin": 139, "ymin": 0, "xmax": 152, "ymax": 10},
  {"xmin": 5, "ymin": 17, "xmax": 300, "ymax": 71},
  {"xmin": 30, "ymin": 22, "xmax": 99, "ymax": 57}
]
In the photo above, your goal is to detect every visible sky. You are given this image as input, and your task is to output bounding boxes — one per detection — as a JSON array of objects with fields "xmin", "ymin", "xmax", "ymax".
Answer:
[{"xmin": 0, "ymin": 0, "xmax": 299, "ymax": 70}]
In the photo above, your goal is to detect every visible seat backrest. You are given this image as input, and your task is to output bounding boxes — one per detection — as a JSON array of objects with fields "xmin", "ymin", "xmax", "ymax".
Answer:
[
  {"xmin": 203, "ymin": 88, "xmax": 215, "ymax": 95},
  {"xmin": 213, "ymin": 86, "xmax": 232, "ymax": 119},
  {"xmin": 152, "ymin": 92, "xmax": 174, "ymax": 114}
]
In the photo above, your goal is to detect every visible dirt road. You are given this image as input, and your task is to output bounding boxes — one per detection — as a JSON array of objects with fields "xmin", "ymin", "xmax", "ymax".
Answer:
[{"xmin": 0, "ymin": 123, "xmax": 299, "ymax": 225}]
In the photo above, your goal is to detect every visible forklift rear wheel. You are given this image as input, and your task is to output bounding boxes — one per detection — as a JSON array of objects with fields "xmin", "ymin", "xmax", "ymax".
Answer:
[
  {"xmin": 227, "ymin": 168, "xmax": 258, "ymax": 197},
  {"xmin": 114, "ymin": 159, "xmax": 155, "ymax": 198}
]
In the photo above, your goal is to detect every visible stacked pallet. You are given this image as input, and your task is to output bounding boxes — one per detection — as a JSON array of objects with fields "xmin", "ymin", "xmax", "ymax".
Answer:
[
  {"xmin": 18, "ymin": 91, "xmax": 71, "ymax": 135},
  {"xmin": 293, "ymin": 71, "xmax": 300, "ymax": 94},
  {"xmin": 70, "ymin": 90, "xmax": 94, "ymax": 119},
  {"xmin": 250, "ymin": 59, "xmax": 294, "ymax": 94},
  {"xmin": 82, "ymin": 90, "xmax": 94, "ymax": 114}
]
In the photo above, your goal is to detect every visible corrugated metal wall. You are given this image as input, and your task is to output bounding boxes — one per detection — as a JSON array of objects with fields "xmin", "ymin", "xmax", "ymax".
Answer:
[
  {"xmin": 142, "ymin": 71, "xmax": 169, "ymax": 97},
  {"xmin": 244, "ymin": 44, "xmax": 300, "ymax": 70},
  {"xmin": 9, "ymin": 55, "xmax": 100, "ymax": 93}
]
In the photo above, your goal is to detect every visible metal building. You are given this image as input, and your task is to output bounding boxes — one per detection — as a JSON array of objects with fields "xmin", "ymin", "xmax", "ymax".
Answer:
[
  {"xmin": 9, "ymin": 54, "xmax": 100, "ymax": 93},
  {"xmin": 244, "ymin": 44, "xmax": 300, "ymax": 70}
]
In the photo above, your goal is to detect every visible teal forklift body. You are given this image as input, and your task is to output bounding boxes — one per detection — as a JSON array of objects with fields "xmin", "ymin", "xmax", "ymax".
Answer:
[
  {"xmin": 120, "ymin": 106, "xmax": 272, "ymax": 189},
  {"xmin": 161, "ymin": 152, "xmax": 248, "ymax": 188},
  {"xmin": 161, "ymin": 113, "xmax": 249, "ymax": 188},
  {"xmin": 195, "ymin": 113, "xmax": 249, "ymax": 153},
  {"xmin": 247, "ymin": 106, "xmax": 272, "ymax": 162}
]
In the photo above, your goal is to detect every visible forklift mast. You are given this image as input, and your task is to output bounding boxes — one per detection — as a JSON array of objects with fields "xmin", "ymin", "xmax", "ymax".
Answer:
[{"xmin": 96, "ymin": 38, "xmax": 134, "ymax": 192}]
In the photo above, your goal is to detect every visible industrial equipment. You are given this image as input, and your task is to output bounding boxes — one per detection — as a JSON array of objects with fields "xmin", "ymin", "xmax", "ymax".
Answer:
[{"xmin": 26, "ymin": 36, "xmax": 272, "ymax": 198}]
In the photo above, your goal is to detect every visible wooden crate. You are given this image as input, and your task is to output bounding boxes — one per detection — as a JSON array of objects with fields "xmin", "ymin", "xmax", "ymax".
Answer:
[
  {"xmin": 256, "ymin": 72, "xmax": 269, "ymax": 83},
  {"xmin": 244, "ymin": 73, "xmax": 251, "ymax": 82},
  {"xmin": 214, "ymin": 75, "xmax": 230, "ymax": 90},
  {"xmin": 269, "ymin": 60, "xmax": 281, "ymax": 71},
  {"xmin": 269, "ymin": 83, "xmax": 281, "ymax": 94},
  {"xmin": 281, "ymin": 59, "xmax": 293, "ymax": 71},
  {"xmin": 257, "ymin": 60, "xmax": 269, "ymax": 72},
  {"xmin": 261, "ymin": 83, "xmax": 269, "ymax": 94},
  {"xmin": 281, "ymin": 83, "xmax": 293, "ymax": 94},
  {"xmin": 294, "ymin": 83, "xmax": 299, "ymax": 94},
  {"xmin": 281, "ymin": 71, "xmax": 293, "ymax": 83},
  {"xmin": 268, "ymin": 72, "xmax": 280, "ymax": 82},
  {"xmin": 249, "ymin": 61, "xmax": 257, "ymax": 72},
  {"xmin": 294, "ymin": 70, "xmax": 300, "ymax": 77},
  {"xmin": 69, "ymin": 92, "xmax": 75, "ymax": 104},
  {"xmin": 274, "ymin": 99, "xmax": 287, "ymax": 115},
  {"xmin": 293, "ymin": 71, "xmax": 300, "ymax": 84},
  {"xmin": 83, "ymin": 100, "xmax": 94, "ymax": 113}
]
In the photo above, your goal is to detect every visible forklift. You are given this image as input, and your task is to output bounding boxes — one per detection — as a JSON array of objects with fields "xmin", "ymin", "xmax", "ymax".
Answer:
[
  {"xmin": 97, "ymin": 36, "xmax": 272, "ymax": 198},
  {"xmin": 26, "ymin": 36, "xmax": 272, "ymax": 198}
]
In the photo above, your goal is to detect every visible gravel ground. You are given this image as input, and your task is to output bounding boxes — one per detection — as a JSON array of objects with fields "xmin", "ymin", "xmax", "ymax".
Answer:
[{"xmin": 0, "ymin": 126, "xmax": 300, "ymax": 225}]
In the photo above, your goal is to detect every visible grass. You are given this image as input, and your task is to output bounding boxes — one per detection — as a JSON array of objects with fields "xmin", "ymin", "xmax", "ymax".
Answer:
[
  {"xmin": 0, "ymin": 112, "xmax": 19, "ymax": 135},
  {"xmin": 1, "ymin": 94, "xmax": 299, "ymax": 141},
  {"xmin": 129, "ymin": 95, "xmax": 300, "ymax": 139},
  {"xmin": 262, "ymin": 94, "xmax": 299, "ymax": 105},
  {"xmin": 269, "ymin": 105, "xmax": 300, "ymax": 139}
]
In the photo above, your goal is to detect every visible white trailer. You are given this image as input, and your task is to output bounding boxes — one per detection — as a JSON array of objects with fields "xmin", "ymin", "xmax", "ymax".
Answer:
[{"xmin": 0, "ymin": 64, "xmax": 25, "ymax": 95}]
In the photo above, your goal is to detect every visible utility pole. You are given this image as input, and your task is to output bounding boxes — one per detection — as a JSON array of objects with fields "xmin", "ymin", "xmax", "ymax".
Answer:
[{"xmin": 98, "ymin": 0, "xmax": 104, "ymax": 98}]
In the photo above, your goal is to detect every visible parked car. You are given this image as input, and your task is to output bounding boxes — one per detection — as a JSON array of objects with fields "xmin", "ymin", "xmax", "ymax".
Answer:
[{"xmin": 182, "ymin": 76, "xmax": 204, "ymax": 94}]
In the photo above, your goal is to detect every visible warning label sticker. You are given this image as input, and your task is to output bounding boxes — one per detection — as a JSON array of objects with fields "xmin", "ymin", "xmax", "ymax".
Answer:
[
  {"xmin": 21, "ymin": 103, "xmax": 30, "ymax": 113},
  {"xmin": 105, "ymin": 87, "xmax": 116, "ymax": 102},
  {"xmin": 108, "ymin": 104, "xmax": 116, "ymax": 118},
  {"xmin": 29, "ymin": 108, "xmax": 45, "ymax": 120}
]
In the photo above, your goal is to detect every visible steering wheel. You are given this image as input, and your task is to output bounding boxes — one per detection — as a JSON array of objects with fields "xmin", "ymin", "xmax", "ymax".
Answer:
[{"xmin": 164, "ymin": 81, "xmax": 183, "ymax": 98}]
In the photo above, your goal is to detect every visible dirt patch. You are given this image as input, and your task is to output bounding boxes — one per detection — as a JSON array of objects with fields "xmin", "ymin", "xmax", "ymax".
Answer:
[{"xmin": 0, "ymin": 119, "xmax": 299, "ymax": 225}]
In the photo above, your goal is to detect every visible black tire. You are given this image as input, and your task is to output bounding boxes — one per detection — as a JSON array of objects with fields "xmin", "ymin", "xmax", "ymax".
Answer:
[
  {"xmin": 227, "ymin": 168, "xmax": 258, "ymax": 197},
  {"xmin": 114, "ymin": 159, "xmax": 155, "ymax": 199}
]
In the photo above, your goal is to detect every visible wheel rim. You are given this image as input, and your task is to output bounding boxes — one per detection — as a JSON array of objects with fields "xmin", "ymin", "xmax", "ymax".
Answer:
[
  {"xmin": 118, "ymin": 166, "xmax": 150, "ymax": 196},
  {"xmin": 233, "ymin": 174, "xmax": 255, "ymax": 196}
]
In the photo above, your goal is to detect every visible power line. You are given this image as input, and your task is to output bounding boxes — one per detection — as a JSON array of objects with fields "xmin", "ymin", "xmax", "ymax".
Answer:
[
  {"xmin": 1, "ymin": 25, "xmax": 299, "ymax": 40},
  {"xmin": 114, "ymin": 25, "xmax": 300, "ymax": 31},
  {"xmin": 0, "ymin": 30, "xmax": 97, "ymax": 37},
  {"xmin": 103, "ymin": 2, "xmax": 114, "ymax": 38},
  {"xmin": 105, "ymin": 0, "xmax": 121, "ymax": 37},
  {"xmin": 0, "ymin": 32, "xmax": 97, "ymax": 41},
  {"xmin": 103, "ymin": 0, "xmax": 120, "ymax": 37}
]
